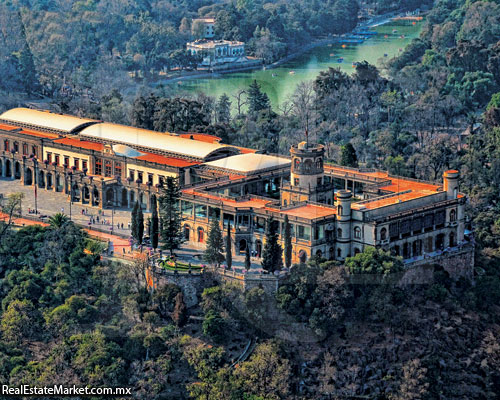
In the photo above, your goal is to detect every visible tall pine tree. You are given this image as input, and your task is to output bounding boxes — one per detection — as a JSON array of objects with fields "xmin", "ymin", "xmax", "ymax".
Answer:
[
  {"xmin": 245, "ymin": 242, "xmax": 251, "ymax": 271},
  {"xmin": 248, "ymin": 80, "xmax": 270, "ymax": 114},
  {"xmin": 150, "ymin": 196, "xmax": 159, "ymax": 250},
  {"xmin": 261, "ymin": 216, "xmax": 283, "ymax": 273},
  {"xmin": 284, "ymin": 214, "xmax": 292, "ymax": 269},
  {"xmin": 131, "ymin": 201, "xmax": 139, "ymax": 242},
  {"xmin": 159, "ymin": 177, "xmax": 184, "ymax": 255},
  {"xmin": 204, "ymin": 218, "xmax": 225, "ymax": 267},
  {"xmin": 225, "ymin": 223, "xmax": 232, "ymax": 270},
  {"xmin": 137, "ymin": 204, "xmax": 144, "ymax": 244}
]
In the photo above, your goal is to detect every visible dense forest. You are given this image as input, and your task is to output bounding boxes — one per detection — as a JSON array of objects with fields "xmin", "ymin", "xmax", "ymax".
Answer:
[{"xmin": 1, "ymin": 0, "xmax": 500, "ymax": 398}]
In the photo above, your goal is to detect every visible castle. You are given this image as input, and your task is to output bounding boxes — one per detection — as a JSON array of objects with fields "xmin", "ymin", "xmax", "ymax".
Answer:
[{"xmin": 0, "ymin": 108, "xmax": 474, "ymax": 276}]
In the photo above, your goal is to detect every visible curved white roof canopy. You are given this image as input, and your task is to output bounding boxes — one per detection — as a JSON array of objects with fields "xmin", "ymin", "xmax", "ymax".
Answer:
[
  {"xmin": 80, "ymin": 123, "xmax": 239, "ymax": 161},
  {"xmin": 204, "ymin": 153, "xmax": 291, "ymax": 174},
  {"xmin": 0, "ymin": 108, "xmax": 99, "ymax": 134}
]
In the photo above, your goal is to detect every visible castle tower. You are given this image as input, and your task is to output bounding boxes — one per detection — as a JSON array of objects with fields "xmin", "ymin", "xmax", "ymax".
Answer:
[
  {"xmin": 281, "ymin": 141, "xmax": 334, "ymax": 206},
  {"xmin": 336, "ymin": 189, "xmax": 352, "ymax": 260},
  {"xmin": 443, "ymin": 170, "xmax": 465, "ymax": 243},
  {"xmin": 443, "ymin": 170, "xmax": 459, "ymax": 199}
]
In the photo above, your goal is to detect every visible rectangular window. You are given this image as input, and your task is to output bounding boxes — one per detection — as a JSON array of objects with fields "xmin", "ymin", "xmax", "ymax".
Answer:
[
  {"xmin": 95, "ymin": 158, "xmax": 102, "ymax": 175},
  {"xmin": 181, "ymin": 201, "xmax": 193, "ymax": 216},
  {"xmin": 294, "ymin": 178, "xmax": 299, "ymax": 186},
  {"xmin": 114, "ymin": 162, "xmax": 122, "ymax": 177},
  {"xmin": 74, "ymin": 158, "xmax": 79, "ymax": 170},
  {"xmin": 55, "ymin": 155, "xmax": 60, "ymax": 166},
  {"xmin": 223, "ymin": 213, "xmax": 234, "ymax": 227},
  {"xmin": 64, "ymin": 156, "xmax": 69, "ymax": 168},
  {"xmin": 82, "ymin": 160, "xmax": 88, "ymax": 171},
  {"xmin": 159, "ymin": 176, "xmax": 165, "ymax": 186},
  {"xmin": 32, "ymin": 145, "xmax": 37, "ymax": 157},
  {"xmin": 13, "ymin": 142, "xmax": 19, "ymax": 152},
  {"xmin": 129, "ymin": 170, "xmax": 135, "ymax": 181},
  {"xmin": 148, "ymin": 173, "xmax": 154, "ymax": 185},
  {"xmin": 4, "ymin": 140, "xmax": 9, "ymax": 151},
  {"xmin": 195, "ymin": 204, "xmax": 207, "ymax": 218},
  {"xmin": 22, "ymin": 144, "xmax": 28, "ymax": 155},
  {"xmin": 297, "ymin": 225, "xmax": 311, "ymax": 240},
  {"xmin": 137, "ymin": 171, "xmax": 143, "ymax": 183},
  {"xmin": 47, "ymin": 153, "xmax": 52, "ymax": 163},
  {"xmin": 314, "ymin": 226, "xmax": 325, "ymax": 241},
  {"xmin": 104, "ymin": 160, "xmax": 112, "ymax": 177}
]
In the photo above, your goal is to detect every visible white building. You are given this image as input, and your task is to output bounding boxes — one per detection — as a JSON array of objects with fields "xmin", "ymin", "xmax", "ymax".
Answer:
[
  {"xmin": 187, "ymin": 39, "xmax": 245, "ymax": 67},
  {"xmin": 192, "ymin": 18, "xmax": 215, "ymax": 39}
]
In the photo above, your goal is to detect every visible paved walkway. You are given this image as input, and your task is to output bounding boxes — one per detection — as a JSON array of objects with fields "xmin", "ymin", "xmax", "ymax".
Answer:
[
  {"xmin": 0, "ymin": 178, "xmax": 146, "ymax": 235},
  {"xmin": 0, "ymin": 179, "xmax": 265, "ymax": 270}
]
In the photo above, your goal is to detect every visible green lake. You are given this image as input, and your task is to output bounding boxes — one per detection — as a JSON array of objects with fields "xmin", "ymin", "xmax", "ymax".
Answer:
[{"xmin": 167, "ymin": 20, "xmax": 423, "ymax": 107}]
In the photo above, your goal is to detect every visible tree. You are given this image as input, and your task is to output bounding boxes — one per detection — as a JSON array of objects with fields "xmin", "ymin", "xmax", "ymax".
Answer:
[
  {"xmin": 137, "ymin": 203, "xmax": 144, "ymax": 245},
  {"xmin": 234, "ymin": 340, "xmax": 291, "ymax": 399},
  {"xmin": 245, "ymin": 243, "xmax": 251, "ymax": 271},
  {"xmin": 215, "ymin": 93, "xmax": 231, "ymax": 124},
  {"xmin": 131, "ymin": 201, "xmax": 139, "ymax": 242},
  {"xmin": 202, "ymin": 310, "xmax": 227, "ymax": 343},
  {"xmin": 172, "ymin": 292, "xmax": 187, "ymax": 327},
  {"xmin": 1, "ymin": 299, "xmax": 40, "ymax": 344},
  {"xmin": 247, "ymin": 80, "xmax": 270, "ymax": 115},
  {"xmin": 48, "ymin": 212, "xmax": 69, "ymax": 228},
  {"xmin": 150, "ymin": 197, "xmax": 159, "ymax": 250},
  {"xmin": 225, "ymin": 224, "xmax": 232, "ymax": 270},
  {"xmin": 0, "ymin": 192, "xmax": 24, "ymax": 242},
  {"xmin": 158, "ymin": 177, "xmax": 184, "ymax": 255},
  {"xmin": 261, "ymin": 217, "xmax": 283, "ymax": 273},
  {"xmin": 204, "ymin": 219, "xmax": 225, "ymax": 267},
  {"xmin": 340, "ymin": 143, "xmax": 358, "ymax": 167},
  {"xmin": 283, "ymin": 215, "xmax": 292, "ymax": 269},
  {"xmin": 345, "ymin": 247, "xmax": 404, "ymax": 277},
  {"xmin": 131, "ymin": 94, "xmax": 158, "ymax": 130}
]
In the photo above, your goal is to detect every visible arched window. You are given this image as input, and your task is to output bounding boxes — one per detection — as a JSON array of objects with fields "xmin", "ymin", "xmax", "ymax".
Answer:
[
  {"xmin": 380, "ymin": 227, "xmax": 387, "ymax": 241},
  {"xmin": 354, "ymin": 248, "xmax": 361, "ymax": 255},
  {"xmin": 449, "ymin": 232, "xmax": 456, "ymax": 247},
  {"xmin": 197, "ymin": 227, "xmax": 204, "ymax": 243},
  {"xmin": 354, "ymin": 226, "xmax": 361, "ymax": 239},
  {"xmin": 294, "ymin": 158, "xmax": 300, "ymax": 170},
  {"xmin": 338, "ymin": 205, "xmax": 343, "ymax": 215},
  {"xmin": 337, "ymin": 228, "xmax": 342, "ymax": 238},
  {"xmin": 304, "ymin": 159, "xmax": 313, "ymax": 173},
  {"xmin": 315, "ymin": 158, "xmax": 323, "ymax": 169},
  {"xmin": 450, "ymin": 209, "xmax": 457, "ymax": 222},
  {"xmin": 337, "ymin": 248, "xmax": 342, "ymax": 258}
]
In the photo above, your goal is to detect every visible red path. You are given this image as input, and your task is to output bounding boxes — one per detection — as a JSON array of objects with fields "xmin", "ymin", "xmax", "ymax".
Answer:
[{"xmin": 0, "ymin": 212, "xmax": 131, "ymax": 253}]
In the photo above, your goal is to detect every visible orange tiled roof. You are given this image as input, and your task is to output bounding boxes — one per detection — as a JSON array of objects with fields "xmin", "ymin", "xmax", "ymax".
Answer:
[
  {"xmin": 0, "ymin": 123, "xmax": 59, "ymax": 139},
  {"xmin": 136, "ymin": 153, "xmax": 199, "ymax": 168},
  {"xmin": 281, "ymin": 204, "xmax": 336, "ymax": 219},
  {"xmin": 53, "ymin": 137, "xmax": 104, "ymax": 151}
]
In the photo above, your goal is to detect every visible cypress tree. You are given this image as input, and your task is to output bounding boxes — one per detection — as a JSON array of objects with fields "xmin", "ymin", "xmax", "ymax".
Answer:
[
  {"xmin": 137, "ymin": 204, "xmax": 144, "ymax": 244},
  {"xmin": 261, "ymin": 216, "xmax": 283, "ymax": 273},
  {"xmin": 204, "ymin": 218, "xmax": 225, "ymax": 267},
  {"xmin": 245, "ymin": 242, "xmax": 251, "ymax": 271},
  {"xmin": 225, "ymin": 223, "xmax": 232, "ymax": 270},
  {"xmin": 131, "ymin": 201, "xmax": 139, "ymax": 242},
  {"xmin": 284, "ymin": 214, "xmax": 292, "ymax": 268},
  {"xmin": 150, "ymin": 197, "xmax": 159, "ymax": 250},
  {"xmin": 159, "ymin": 177, "xmax": 184, "ymax": 255}
]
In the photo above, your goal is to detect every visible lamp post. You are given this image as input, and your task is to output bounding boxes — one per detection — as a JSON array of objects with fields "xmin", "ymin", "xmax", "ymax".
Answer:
[{"xmin": 107, "ymin": 199, "xmax": 115, "ymax": 234}]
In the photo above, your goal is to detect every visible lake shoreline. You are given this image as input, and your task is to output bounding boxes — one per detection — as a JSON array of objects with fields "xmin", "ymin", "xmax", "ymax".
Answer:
[{"xmin": 156, "ymin": 12, "xmax": 402, "ymax": 86}]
